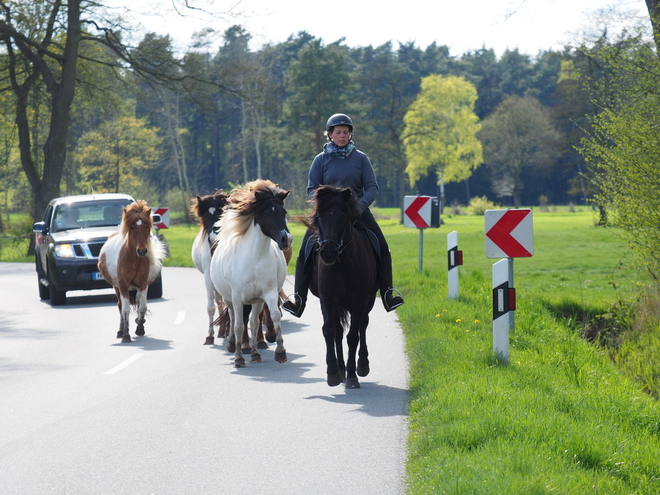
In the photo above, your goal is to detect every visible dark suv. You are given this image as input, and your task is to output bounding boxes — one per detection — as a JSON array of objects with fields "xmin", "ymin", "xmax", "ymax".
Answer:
[{"xmin": 33, "ymin": 193, "xmax": 164, "ymax": 306}]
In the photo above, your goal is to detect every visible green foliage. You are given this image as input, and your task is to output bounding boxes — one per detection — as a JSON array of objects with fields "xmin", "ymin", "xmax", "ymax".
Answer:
[
  {"xmin": 478, "ymin": 95, "xmax": 562, "ymax": 207},
  {"xmin": 73, "ymin": 116, "xmax": 162, "ymax": 194},
  {"xmin": 467, "ymin": 195, "xmax": 499, "ymax": 215},
  {"xmin": 579, "ymin": 38, "xmax": 660, "ymax": 280},
  {"xmin": 403, "ymin": 74, "xmax": 483, "ymax": 188}
]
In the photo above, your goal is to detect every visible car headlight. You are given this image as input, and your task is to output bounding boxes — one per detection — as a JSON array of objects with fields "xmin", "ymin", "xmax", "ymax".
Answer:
[{"xmin": 54, "ymin": 243, "xmax": 76, "ymax": 258}]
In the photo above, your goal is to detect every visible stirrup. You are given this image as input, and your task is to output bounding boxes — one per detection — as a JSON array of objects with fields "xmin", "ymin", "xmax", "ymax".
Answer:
[
  {"xmin": 383, "ymin": 288, "xmax": 404, "ymax": 312},
  {"xmin": 282, "ymin": 293, "xmax": 305, "ymax": 318}
]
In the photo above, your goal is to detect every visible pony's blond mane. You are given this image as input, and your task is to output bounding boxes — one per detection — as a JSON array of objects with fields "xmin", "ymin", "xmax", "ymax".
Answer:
[
  {"xmin": 121, "ymin": 200, "xmax": 153, "ymax": 237},
  {"xmin": 218, "ymin": 179, "xmax": 287, "ymax": 240}
]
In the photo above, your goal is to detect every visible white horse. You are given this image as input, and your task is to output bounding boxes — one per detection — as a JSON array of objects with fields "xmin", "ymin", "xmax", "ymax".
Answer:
[
  {"xmin": 209, "ymin": 179, "xmax": 291, "ymax": 367},
  {"xmin": 191, "ymin": 190, "xmax": 230, "ymax": 345}
]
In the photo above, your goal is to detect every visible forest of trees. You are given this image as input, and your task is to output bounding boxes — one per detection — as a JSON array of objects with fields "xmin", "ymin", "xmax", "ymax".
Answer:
[{"xmin": 0, "ymin": 1, "xmax": 654, "ymax": 223}]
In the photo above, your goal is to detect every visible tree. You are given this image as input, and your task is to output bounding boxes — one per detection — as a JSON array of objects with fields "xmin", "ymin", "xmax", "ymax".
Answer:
[
  {"xmin": 478, "ymin": 95, "xmax": 561, "ymax": 207},
  {"xmin": 402, "ymin": 74, "xmax": 483, "ymax": 207},
  {"xmin": 578, "ymin": 36, "xmax": 660, "ymax": 279},
  {"xmin": 74, "ymin": 116, "xmax": 162, "ymax": 195}
]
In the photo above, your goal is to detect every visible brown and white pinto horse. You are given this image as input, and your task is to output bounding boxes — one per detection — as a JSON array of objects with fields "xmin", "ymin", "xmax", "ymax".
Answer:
[{"xmin": 98, "ymin": 200, "xmax": 166, "ymax": 343}]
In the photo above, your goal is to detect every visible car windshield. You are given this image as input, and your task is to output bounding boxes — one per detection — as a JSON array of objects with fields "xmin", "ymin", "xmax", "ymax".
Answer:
[{"xmin": 52, "ymin": 200, "xmax": 132, "ymax": 232}]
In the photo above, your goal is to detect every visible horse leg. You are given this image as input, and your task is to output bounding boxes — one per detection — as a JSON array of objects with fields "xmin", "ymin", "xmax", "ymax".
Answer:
[
  {"xmin": 114, "ymin": 288, "xmax": 124, "ymax": 339},
  {"xmin": 357, "ymin": 313, "xmax": 370, "ymax": 378},
  {"xmin": 262, "ymin": 304, "xmax": 277, "ymax": 344},
  {"xmin": 225, "ymin": 302, "xmax": 237, "ymax": 354},
  {"xmin": 335, "ymin": 317, "xmax": 346, "ymax": 384},
  {"xmin": 241, "ymin": 305, "xmax": 252, "ymax": 354},
  {"xmin": 321, "ymin": 304, "xmax": 341, "ymax": 386},
  {"xmin": 248, "ymin": 302, "xmax": 264, "ymax": 363},
  {"xmin": 230, "ymin": 303, "xmax": 245, "ymax": 368},
  {"xmin": 119, "ymin": 293, "xmax": 132, "ymax": 343},
  {"xmin": 256, "ymin": 306, "xmax": 269, "ymax": 349},
  {"xmin": 265, "ymin": 295, "xmax": 286, "ymax": 363},
  {"xmin": 134, "ymin": 290, "xmax": 148, "ymax": 337},
  {"xmin": 345, "ymin": 314, "xmax": 363, "ymax": 389},
  {"xmin": 204, "ymin": 282, "xmax": 217, "ymax": 344}
]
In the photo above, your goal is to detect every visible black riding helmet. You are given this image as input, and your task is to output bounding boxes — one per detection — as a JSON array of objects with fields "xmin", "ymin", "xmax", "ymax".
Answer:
[{"xmin": 326, "ymin": 113, "xmax": 354, "ymax": 133}]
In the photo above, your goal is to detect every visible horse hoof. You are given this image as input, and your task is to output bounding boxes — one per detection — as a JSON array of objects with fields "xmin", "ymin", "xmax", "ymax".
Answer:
[
  {"xmin": 204, "ymin": 337, "xmax": 214, "ymax": 345},
  {"xmin": 234, "ymin": 357, "xmax": 246, "ymax": 368},
  {"xmin": 265, "ymin": 330, "xmax": 277, "ymax": 343},
  {"xmin": 257, "ymin": 341, "xmax": 269, "ymax": 350},
  {"xmin": 135, "ymin": 327, "xmax": 145, "ymax": 337},
  {"xmin": 121, "ymin": 334, "xmax": 132, "ymax": 343},
  {"xmin": 251, "ymin": 352, "xmax": 262, "ymax": 363},
  {"xmin": 241, "ymin": 346, "xmax": 251, "ymax": 355},
  {"xmin": 227, "ymin": 342, "xmax": 236, "ymax": 353},
  {"xmin": 357, "ymin": 365, "xmax": 370, "ymax": 377},
  {"xmin": 345, "ymin": 378, "xmax": 361, "ymax": 389},
  {"xmin": 275, "ymin": 351, "xmax": 287, "ymax": 363},
  {"xmin": 116, "ymin": 331, "xmax": 123, "ymax": 339},
  {"xmin": 327, "ymin": 373, "xmax": 342, "ymax": 387}
]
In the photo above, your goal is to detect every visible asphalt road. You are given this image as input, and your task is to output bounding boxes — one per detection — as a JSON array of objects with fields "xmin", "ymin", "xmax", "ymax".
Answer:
[{"xmin": 0, "ymin": 262, "xmax": 409, "ymax": 494}]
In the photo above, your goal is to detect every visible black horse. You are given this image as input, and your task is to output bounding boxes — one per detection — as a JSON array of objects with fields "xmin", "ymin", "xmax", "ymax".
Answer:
[{"xmin": 306, "ymin": 185, "xmax": 379, "ymax": 388}]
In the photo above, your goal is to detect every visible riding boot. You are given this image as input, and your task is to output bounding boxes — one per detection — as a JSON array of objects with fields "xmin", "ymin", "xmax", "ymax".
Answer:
[
  {"xmin": 282, "ymin": 256, "xmax": 310, "ymax": 318},
  {"xmin": 379, "ymin": 251, "xmax": 404, "ymax": 312}
]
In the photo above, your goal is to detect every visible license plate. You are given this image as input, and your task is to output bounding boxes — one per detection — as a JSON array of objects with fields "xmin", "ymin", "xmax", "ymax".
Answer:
[{"xmin": 93, "ymin": 272, "xmax": 105, "ymax": 281}]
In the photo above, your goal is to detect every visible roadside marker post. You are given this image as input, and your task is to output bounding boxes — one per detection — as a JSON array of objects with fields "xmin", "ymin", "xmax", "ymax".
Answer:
[
  {"xmin": 447, "ymin": 231, "xmax": 463, "ymax": 300},
  {"xmin": 485, "ymin": 209, "xmax": 533, "ymax": 363},
  {"xmin": 402, "ymin": 196, "xmax": 440, "ymax": 272}
]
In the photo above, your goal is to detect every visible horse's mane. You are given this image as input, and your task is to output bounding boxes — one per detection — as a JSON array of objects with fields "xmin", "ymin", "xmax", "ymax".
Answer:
[
  {"xmin": 219, "ymin": 179, "xmax": 289, "ymax": 239},
  {"xmin": 190, "ymin": 189, "xmax": 229, "ymax": 236},
  {"xmin": 304, "ymin": 185, "xmax": 359, "ymax": 231},
  {"xmin": 121, "ymin": 200, "xmax": 153, "ymax": 237}
]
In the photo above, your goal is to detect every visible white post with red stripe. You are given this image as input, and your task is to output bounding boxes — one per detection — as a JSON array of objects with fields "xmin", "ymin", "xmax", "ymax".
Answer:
[
  {"xmin": 447, "ymin": 231, "xmax": 462, "ymax": 300},
  {"xmin": 492, "ymin": 258, "xmax": 515, "ymax": 363}
]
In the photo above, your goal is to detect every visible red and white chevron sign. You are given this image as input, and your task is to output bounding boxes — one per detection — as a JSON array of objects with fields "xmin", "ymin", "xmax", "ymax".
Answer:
[
  {"xmin": 403, "ymin": 196, "xmax": 432, "ymax": 228},
  {"xmin": 153, "ymin": 207, "xmax": 170, "ymax": 229},
  {"xmin": 485, "ymin": 209, "xmax": 533, "ymax": 259}
]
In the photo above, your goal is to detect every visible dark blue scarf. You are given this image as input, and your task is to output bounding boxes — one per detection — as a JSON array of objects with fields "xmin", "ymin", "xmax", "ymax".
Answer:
[{"xmin": 324, "ymin": 140, "xmax": 355, "ymax": 159}]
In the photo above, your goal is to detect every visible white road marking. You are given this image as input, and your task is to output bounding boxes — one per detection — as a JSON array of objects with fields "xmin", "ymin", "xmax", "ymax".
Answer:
[
  {"xmin": 103, "ymin": 354, "xmax": 144, "ymax": 375},
  {"xmin": 174, "ymin": 311, "xmax": 185, "ymax": 324}
]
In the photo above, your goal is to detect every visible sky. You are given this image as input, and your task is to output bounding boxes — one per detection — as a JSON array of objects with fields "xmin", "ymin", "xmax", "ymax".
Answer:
[{"xmin": 105, "ymin": 0, "xmax": 650, "ymax": 56}]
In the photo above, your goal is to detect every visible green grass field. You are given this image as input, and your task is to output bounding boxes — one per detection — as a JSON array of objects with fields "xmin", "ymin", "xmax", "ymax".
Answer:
[{"xmin": 3, "ymin": 207, "xmax": 659, "ymax": 493}]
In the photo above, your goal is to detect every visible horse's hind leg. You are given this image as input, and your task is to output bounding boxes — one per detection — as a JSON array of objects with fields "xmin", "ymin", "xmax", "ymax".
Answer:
[
  {"xmin": 262, "ymin": 304, "xmax": 276, "ymax": 344},
  {"xmin": 241, "ymin": 305, "xmax": 252, "ymax": 354},
  {"xmin": 266, "ymin": 298, "xmax": 286, "ymax": 364},
  {"xmin": 345, "ymin": 318, "xmax": 360, "ymax": 389},
  {"xmin": 248, "ymin": 302, "xmax": 264, "ymax": 363}
]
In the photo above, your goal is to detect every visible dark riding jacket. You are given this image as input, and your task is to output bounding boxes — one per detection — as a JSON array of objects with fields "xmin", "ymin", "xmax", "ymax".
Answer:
[{"xmin": 307, "ymin": 147, "xmax": 378, "ymax": 215}]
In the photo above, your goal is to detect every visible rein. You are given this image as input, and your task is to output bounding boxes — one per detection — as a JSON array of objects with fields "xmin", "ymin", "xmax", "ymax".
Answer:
[{"xmin": 315, "ymin": 219, "xmax": 355, "ymax": 257}]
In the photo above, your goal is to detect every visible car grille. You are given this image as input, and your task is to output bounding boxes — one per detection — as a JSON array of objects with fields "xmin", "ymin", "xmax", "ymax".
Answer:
[{"xmin": 72, "ymin": 242, "xmax": 105, "ymax": 259}]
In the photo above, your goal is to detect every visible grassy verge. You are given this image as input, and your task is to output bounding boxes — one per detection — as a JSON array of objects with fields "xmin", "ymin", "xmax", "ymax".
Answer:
[{"xmin": 389, "ymin": 210, "xmax": 660, "ymax": 493}]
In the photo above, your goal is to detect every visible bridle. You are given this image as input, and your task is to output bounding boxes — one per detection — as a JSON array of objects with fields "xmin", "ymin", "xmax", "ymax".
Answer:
[{"xmin": 315, "ymin": 214, "xmax": 355, "ymax": 257}]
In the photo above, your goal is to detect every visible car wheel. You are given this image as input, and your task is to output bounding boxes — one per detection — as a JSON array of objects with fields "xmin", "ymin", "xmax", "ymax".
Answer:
[
  {"xmin": 147, "ymin": 273, "xmax": 163, "ymax": 299},
  {"xmin": 36, "ymin": 262, "xmax": 50, "ymax": 300},
  {"xmin": 47, "ymin": 272, "xmax": 67, "ymax": 306}
]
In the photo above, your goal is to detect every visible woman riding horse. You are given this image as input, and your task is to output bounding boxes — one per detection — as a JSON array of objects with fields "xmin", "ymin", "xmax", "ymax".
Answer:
[{"xmin": 283, "ymin": 113, "xmax": 404, "ymax": 317}]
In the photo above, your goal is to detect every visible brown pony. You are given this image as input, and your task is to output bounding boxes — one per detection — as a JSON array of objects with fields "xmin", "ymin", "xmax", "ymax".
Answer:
[{"xmin": 98, "ymin": 200, "xmax": 166, "ymax": 343}]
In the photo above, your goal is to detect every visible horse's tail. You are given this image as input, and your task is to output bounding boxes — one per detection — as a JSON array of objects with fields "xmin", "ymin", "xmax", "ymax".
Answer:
[
  {"xmin": 214, "ymin": 306, "xmax": 231, "ymax": 334},
  {"xmin": 129, "ymin": 289, "xmax": 138, "ymax": 307}
]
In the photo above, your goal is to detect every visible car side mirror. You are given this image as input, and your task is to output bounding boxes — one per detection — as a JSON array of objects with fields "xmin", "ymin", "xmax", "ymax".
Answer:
[{"xmin": 33, "ymin": 221, "xmax": 47, "ymax": 234}]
